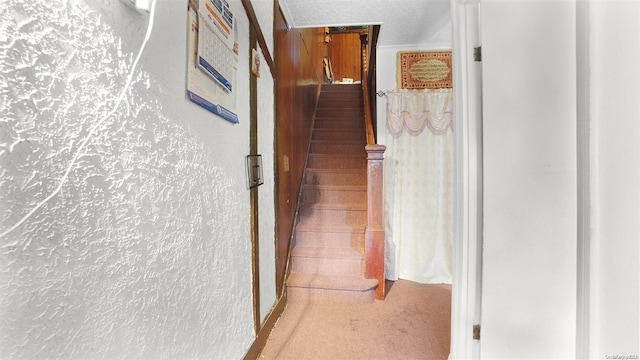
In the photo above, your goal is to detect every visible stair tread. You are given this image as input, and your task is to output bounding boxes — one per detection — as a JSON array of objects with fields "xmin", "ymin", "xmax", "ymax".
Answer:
[
  {"xmin": 302, "ymin": 184, "xmax": 366, "ymax": 190},
  {"xmin": 311, "ymin": 139, "xmax": 365, "ymax": 143},
  {"xmin": 313, "ymin": 123, "xmax": 364, "ymax": 127},
  {"xmin": 316, "ymin": 105, "xmax": 362, "ymax": 108},
  {"xmin": 314, "ymin": 113, "xmax": 363, "ymax": 117},
  {"xmin": 312, "ymin": 128, "xmax": 362, "ymax": 132},
  {"xmin": 314, "ymin": 121, "xmax": 363, "ymax": 124},
  {"xmin": 292, "ymin": 246, "xmax": 363, "ymax": 259},
  {"xmin": 287, "ymin": 273, "xmax": 378, "ymax": 291},
  {"xmin": 300, "ymin": 202, "xmax": 366, "ymax": 210},
  {"xmin": 306, "ymin": 168, "xmax": 365, "ymax": 174},
  {"xmin": 315, "ymin": 115, "xmax": 363, "ymax": 118},
  {"xmin": 309, "ymin": 151, "xmax": 366, "ymax": 156},
  {"xmin": 308, "ymin": 153, "xmax": 365, "ymax": 158},
  {"xmin": 296, "ymin": 222, "xmax": 365, "ymax": 231},
  {"xmin": 321, "ymin": 84, "xmax": 361, "ymax": 89},
  {"xmin": 316, "ymin": 103, "xmax": 362, "ymax": 105}
]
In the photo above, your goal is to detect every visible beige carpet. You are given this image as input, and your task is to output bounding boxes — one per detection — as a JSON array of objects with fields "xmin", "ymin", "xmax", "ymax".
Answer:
[{"xmin": 260, "ymin": 280, "xmax": 451, "ymax": 360}]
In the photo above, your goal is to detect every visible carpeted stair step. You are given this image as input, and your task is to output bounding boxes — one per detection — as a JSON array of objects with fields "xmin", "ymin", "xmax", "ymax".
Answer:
[
  {"xmin": 320, "ymin": 83, "xmax": 362, "ymax": 92},
  {"xmin": 317, "ymin": 98, "xmax": 362, "ymax": 106},
  {"xmin": 290, "ymin": 247, "xmax": 363, "ymax": 276},
  {"xmin": 312, "ymin": 128, "xmax": 365, "ymax": 142},
  {"xmin": 315, "ymin": 108, "xmax": 363, "ymax": 118},
  {"xmin": 298, "ymin": 203, "xmax": 367, "ymax": 226},
  {"xmin": 314, "ymin": 118, "xmax": 364, "ymax": 129},
  {"xmin": 318, "ymin": 94, "xmax": 361, "ymax": 102},
  {"xmin": 317, "ymin": 99, "xmax": 362, "ymax": 109},
  {"xmin": 286, "ymin": 273, "xmax": 378, "ymax": 304},
  {"xmin": 294, "ymin": 224, "xmax": 365, "ymax": 249},
  {"xmin": 301, "ymin": 184, "xmax": 366, "ymax": 204},
  {"xmin": 304, "ymin": 168, "xmax": 366, "ymax": 186},
  {"xmin": 309, "ymin": 141, "xmax": 366, "ymax": 155},
  {"xmin": 307, "ymin": 154, "xmax": 365, "ymax": 170}
]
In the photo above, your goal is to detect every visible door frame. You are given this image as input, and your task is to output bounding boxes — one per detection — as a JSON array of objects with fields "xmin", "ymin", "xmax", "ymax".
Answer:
[{"xmin": 450, "ymin": 0, "xmax": 482, "ymax": 358}]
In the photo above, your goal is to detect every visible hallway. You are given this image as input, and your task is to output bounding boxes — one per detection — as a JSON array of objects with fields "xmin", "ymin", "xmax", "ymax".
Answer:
[{"xmin": 259, "ymin": 280, "xmax": 451, "ymax": 359}]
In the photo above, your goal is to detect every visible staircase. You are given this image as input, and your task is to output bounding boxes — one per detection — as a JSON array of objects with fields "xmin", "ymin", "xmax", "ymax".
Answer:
[{"xmin": 286, "ymin": 84, "xmax": 379, "ymax": 304}]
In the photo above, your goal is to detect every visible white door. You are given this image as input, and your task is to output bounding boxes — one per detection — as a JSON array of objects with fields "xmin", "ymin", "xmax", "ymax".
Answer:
[{"xmin": 480, "ymin": 1, "xmax": 577, "ymax": 358}]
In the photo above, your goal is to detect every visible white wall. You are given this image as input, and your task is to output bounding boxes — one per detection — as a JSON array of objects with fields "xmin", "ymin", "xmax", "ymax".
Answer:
[
  {"xmin": 374, "ymin": 1, "xmax": 451, "ymax": 145},
  {"xmin": 0, "ymin": 0, "xmax": 269, "ymax": 358},
  {"xmin": 589, "ymin": 1, "xmax": 640, "ymax": 357},
  {"xmin": 252, "ymin": 0, "xmax": 274, "ymax": 58},
  {"xmin": 481, "ymin": 1, "xmax": 577, "ymax": 358},
  {"xmin": 256, "ymin": 39, "xmax": 277, "ymax": 326}
]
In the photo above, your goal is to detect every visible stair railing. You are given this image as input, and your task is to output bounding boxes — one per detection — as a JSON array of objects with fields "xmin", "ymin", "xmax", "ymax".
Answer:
[{"xmin": 361, "ymin": 27, "xmax": 386, "ymax": 300}]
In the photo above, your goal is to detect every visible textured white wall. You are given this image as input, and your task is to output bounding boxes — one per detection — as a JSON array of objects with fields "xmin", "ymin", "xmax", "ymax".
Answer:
[
  {"xmin": 0, "ymin": 0, "xmax": 259, "ymax": 358},
  {"xmin": 252, "ymin": 0, "xmax": 274, "ymax": 58},
  {"xmin": 589, "ymin": 1, "xmax": 640, "ymax": 357},
  {"xmin": 481, "ymin": 1, "xmax": 577, "ymax": 358}
]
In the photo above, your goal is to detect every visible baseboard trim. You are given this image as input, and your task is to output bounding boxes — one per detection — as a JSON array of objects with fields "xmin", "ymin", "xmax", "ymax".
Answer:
[{"xmin": 243, "ymin": 292, "xmax": 287, "ymax": 360}]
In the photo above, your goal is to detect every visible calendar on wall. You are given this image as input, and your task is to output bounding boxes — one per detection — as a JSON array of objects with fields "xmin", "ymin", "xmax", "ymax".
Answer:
[{"xmin": 187, "ymin": 0, "xmax": 239, "ymax": 124}]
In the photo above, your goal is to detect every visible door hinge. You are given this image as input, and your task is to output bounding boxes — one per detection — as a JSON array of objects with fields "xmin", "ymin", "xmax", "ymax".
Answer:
[
  {"xmin": 473, "ymin": 324, "xmax": 481, "ymax": 340},
  {"xmin": 474, "ymin": 47, "xmax": 482, "ymax": 62}
]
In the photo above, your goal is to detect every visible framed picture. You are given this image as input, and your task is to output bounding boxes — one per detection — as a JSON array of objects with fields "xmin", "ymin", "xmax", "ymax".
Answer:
[{"xmin": 397, "ymin": 50, "xmax": 452, "ymax": 89}]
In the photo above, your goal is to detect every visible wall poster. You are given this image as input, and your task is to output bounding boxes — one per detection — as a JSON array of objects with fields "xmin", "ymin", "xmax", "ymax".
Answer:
[{"xmin": 187, "ymin": 0, "xmax": 239, "ymax": 124}]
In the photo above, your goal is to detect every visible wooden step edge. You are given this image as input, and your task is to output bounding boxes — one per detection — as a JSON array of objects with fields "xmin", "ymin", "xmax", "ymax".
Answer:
[
  {"xmin": 287, "ymin": 273, "xmax": 378, "ymax": 291},
  {"xmin": 313, "ymin": 118, "xmax": 364, "ymax": 123},
  {"xmin": 312, "ymin": 128, "xmax": 363, "ymax": 132},
  {"xmin": 308, "ymin": 153, "xmax": 366, "ymax": 158},
  {"xmin": 299, "ymin": 203, "xmax": 367, "ymax": 210},
  {"xmin": 311, "ymin": 139, "xmax": 366, "ymax": 143},
  {"xmin": 316, "ymin": 105, "xmax": 363, "ymax": 112},
  {"xmin": 305, "ymin": 168, "xmax": 366, "ymax": 174},
  {"xmin": 295, "ymin": 223, "xmax": 366, "ymax": 233},
  {"xmin": 302, "ymin": 184, "xmax": 367, "ymax": 191},
  {"xmin": 320, "ymin": 84, "xmax": 362, "ymax": 90},
  {"xmin": 291, "ymin": 246, "xmax": 363, "ymax": 259},
  {"xmin": 317, "ymin": 99, "xmax": 362, "ymax": 103},
  {"xmin": 314, "ymin": 115, "xmax": 364, "ymax": 119},
  {"xmin": 314, "ymin": 113, "xmax": 364, "ymax": 117}
]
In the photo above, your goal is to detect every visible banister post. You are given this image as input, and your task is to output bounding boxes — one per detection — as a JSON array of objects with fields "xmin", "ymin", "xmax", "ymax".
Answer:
[{"xmin": 365, "ymin": 144, "xmax": 386, "ymax": 300}]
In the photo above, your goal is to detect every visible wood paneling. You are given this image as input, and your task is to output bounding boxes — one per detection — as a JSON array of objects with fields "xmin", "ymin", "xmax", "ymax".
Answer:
[
  {"xmin": 328, "ymin": 32, "xmax": 363, "ymax": 82},
  {"xmin": 274, "ymin": 10, "xmax": 325, "ymax": 295}
]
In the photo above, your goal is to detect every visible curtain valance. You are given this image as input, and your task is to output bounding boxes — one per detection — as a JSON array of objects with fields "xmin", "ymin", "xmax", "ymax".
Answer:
[{"xmin": 386, "ymin": 88, "xmax": 454, "ymax": 137}]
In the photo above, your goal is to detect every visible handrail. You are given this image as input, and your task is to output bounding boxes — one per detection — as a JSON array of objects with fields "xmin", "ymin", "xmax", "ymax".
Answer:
[{"xmin": 363, "ymin": 76, "xmax": 376, "ymax": 146}]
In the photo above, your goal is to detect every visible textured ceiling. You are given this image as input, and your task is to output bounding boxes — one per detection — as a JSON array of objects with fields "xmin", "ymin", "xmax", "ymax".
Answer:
[{"xmin": 279, "ymin": 0, "xmax": 451, "ymax": 47}]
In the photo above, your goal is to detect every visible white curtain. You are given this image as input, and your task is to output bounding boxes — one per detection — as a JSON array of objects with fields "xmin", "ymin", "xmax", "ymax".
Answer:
[{"xmin": 384, "ymin": 88, "xmax": 454, "ymax": 284}]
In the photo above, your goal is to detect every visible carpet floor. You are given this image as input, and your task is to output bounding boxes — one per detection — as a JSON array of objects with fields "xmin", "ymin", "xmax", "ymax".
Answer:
[{"xmin": 259, "ymin": 280, "xmax": 451, "ymax": 360}]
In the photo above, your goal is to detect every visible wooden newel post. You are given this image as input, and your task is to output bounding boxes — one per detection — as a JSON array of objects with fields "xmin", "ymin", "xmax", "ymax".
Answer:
[{"xmin": 365, "ymin": 144, "xmax": 386, "ymax": 300}]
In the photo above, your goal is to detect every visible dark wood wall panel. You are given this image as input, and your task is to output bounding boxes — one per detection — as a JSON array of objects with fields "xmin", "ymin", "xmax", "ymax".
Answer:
[
  {"xmin": 328, "ymin": 32, "xmax": 362, "ymax": 82},
  {"xmin": 275, "ymin": 10, "xmax": 325, "ymax": 293}
]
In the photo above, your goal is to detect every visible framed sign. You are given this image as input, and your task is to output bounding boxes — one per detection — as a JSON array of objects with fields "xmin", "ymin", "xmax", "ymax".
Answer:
[{"xmin": 397, "ymin": 50, "xmax": 452, "ymax": 90}]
